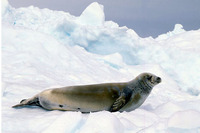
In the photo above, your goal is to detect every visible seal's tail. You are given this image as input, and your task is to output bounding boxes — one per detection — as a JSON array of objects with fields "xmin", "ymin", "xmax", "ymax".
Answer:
[{"xmin": 12, "ymin": 95, "xmax": 41, "ymax": 108}]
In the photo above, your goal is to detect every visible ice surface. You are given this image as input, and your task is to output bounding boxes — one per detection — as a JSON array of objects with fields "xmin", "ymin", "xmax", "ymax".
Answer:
[
  {"xmin": 78, "ymin": 2, "xmax": 105, "ymax": 26},
  {"xmin": 168, "ymin": 110, "xmax": 200, "ymax": 129},
  {"xmin": 2, "ymin": 0, "xmax": 200, "ymax": 133}
]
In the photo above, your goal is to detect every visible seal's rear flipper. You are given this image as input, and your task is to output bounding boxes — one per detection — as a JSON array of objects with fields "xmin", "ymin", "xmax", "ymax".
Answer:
[
  {"xmin": 12, "ymin": 95, "xmax": 41, "ymax": 108},
  {"xmin": 12, "ymin": 103, "xmax": 25, "ymax": 108}
]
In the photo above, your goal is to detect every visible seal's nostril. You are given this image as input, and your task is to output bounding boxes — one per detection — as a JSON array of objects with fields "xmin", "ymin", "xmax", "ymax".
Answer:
[{"xmin": 157, "ymin": 77, "xmax": 161, "ymax": 83}]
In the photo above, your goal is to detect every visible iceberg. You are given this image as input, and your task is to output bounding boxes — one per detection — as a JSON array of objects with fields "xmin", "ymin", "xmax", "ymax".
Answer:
[{"xmin": 78, "ymin": 2, "xmax": 105, "ymax": 26}]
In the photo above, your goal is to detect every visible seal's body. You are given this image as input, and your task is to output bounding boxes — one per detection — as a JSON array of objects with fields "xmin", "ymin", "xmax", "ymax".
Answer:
[{"xmin": 13, "ymin": 73, "xmax": 161, "ymax": 112}]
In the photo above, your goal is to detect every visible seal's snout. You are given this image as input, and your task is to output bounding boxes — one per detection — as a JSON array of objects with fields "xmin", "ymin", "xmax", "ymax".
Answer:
[{"xmin": 156, "ymin": 77, "xmax": 161, "ymax": 83}]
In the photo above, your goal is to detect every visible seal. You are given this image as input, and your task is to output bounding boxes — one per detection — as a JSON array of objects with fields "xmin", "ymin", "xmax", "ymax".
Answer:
[{"xmin": 12, "ymin": 72, "xmax": 161, "ymax": 112}]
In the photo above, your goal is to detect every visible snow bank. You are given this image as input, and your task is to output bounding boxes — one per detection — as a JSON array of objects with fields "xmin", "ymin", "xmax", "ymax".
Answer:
[
  {"xmin": 2, "ymin": 1, "xmax": 200, "ymax": 96},
  {"xmin": 2, "ymin": 1, "xmax": 200, "ymax": 133},
  {"xmin": 4, "ymin": 1, "xmax": 199, "ymax": 95}
]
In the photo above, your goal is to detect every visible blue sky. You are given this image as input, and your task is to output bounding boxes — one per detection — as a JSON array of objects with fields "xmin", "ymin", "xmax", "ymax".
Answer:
[{"xmin": 8, "ymin": 0, "xmax": 200, "ymax": 38}]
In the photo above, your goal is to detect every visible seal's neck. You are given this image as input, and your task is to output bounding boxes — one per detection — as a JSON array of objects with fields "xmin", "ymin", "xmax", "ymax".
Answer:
[
  {"xmin": 138, "ymin": 79, "xmax": 153, "ymax": 94},
  {"xmin": 128, "ymin": 79, "xmax": 153, "ymax": 94}
]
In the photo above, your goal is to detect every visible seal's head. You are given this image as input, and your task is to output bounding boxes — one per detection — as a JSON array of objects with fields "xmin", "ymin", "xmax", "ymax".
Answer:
[{"xmin": 136, "ymin": 72, "xmax": 162, "ymax": 88}]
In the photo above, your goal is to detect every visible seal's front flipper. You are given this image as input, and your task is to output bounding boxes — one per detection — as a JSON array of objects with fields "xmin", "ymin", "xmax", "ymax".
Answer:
[
  {"xmin": 110, "ymin": 87, "xmax": 133, "ymax": 112},
  {"xmin": 110, "ymin": 93, "xmax": 126, "ymax": 112}
]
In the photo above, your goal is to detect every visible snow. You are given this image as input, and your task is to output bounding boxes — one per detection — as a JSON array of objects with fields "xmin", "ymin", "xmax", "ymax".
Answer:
[
  {"xmin": 2, "ymin": 0, "xmax": 200, "ymax": 132},
  {"xmin": 168, "ymin": 110, "xmax": 200, "ymax": 129}
]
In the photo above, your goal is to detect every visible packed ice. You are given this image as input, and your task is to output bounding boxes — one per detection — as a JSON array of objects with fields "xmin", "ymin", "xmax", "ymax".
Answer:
[{"xmin": 2, "ymin": 0, "xmax": 200, "ymax": 132}]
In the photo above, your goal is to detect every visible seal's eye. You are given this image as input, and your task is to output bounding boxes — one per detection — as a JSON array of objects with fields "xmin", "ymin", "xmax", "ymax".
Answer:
[{"xmin": 147, "ymin": 75, "xmax": 152, "ymax": 81}]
